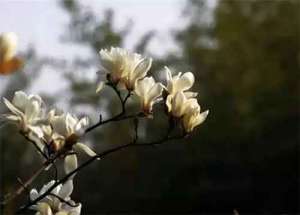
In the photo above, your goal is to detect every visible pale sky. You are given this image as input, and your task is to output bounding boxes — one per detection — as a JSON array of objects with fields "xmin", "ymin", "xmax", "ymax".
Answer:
[{"xmin": 0, "ymin": 0, "xmax": 216, "ymax": 95}]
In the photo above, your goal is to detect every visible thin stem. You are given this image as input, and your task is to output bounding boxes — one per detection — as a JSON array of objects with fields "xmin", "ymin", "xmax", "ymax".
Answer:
[
  {"xmin": 1, "ymin": 164, "xmax": 45, "ymax": 206},
  {"xmin": 22, "ymin": 132, "xmax": 48, "ymax": 160},
  {"xmin": 17, "ymin": 134, "xmax": 184, "ymax": 213},
  {"xmin": 48, "ymin": 194, "xmax": 79, "ymax": 208},
  {"xmin": 1, "ymin": 146, "xmax": 67, "ymax": 205},
  {"xmin": 85, "ymin": 86, "xmax": 137, "ymax": 134}
]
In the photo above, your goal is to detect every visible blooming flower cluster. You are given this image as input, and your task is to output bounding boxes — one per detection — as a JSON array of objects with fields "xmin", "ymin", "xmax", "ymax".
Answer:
[
  {"xmin": 97, "ymin": 47, "xmax": 208, "ymax": 132},
  {"xmin": 1, "ymin": 47, "xmax": 209, "ymax": 214},
  {"xmin": 30, "ymin": 180, "xmax": 81, "ymax": 215}
]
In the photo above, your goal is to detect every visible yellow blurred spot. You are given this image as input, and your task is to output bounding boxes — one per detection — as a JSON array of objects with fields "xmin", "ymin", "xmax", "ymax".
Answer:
[{"xmin": 0, "ymin": 32, "xmax": 23, "ymax": 75}]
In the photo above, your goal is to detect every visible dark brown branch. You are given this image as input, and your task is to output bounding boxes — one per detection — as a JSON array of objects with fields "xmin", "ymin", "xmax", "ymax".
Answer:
[
  {"xmin": 2, "ymin": 86, "xmax": 136, "ymax": 206},
  {"xmin": 1, "ymin": 164, "xmax": 45, "ymax": 206},
  {"xmin": 1, "ymin": 145, "xmax": 68, "ymax": 205},
  {"xmin": 17, "ymin": 134, "xmax": 184, "ymax": 213},
  {"xmin": 85, "ymin": 85, "xmax": 140, "ymax": 134},
  {"xmin": 48, "ymin": 194, "xmax": 79, "ymax": 208}
]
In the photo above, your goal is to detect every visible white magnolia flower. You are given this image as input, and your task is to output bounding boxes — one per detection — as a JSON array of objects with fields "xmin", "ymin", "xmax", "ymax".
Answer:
[
  {"xmin": 47, "ymin": 112, "xmax": 97, "ymax": 174},
  {"xmin": 164, "ymin": 67, "xmax": 198, "ymax": 112},
  {"xmin": 134, "ymin": 77, "xmax": 163, "ymax": 114},
  {"xmin": 97, "ymin": 47, "xmax": 152, "ymax": 92},
  {"xmin": 2, "ymin": 91, "xmax": 45, "ymax": 138},
  {"xmin": 122, "ymin": 53, "xmax": 152, "ymax": 91},
  {"xmin": 0, "ymin": 32, "xmax": 18, "ymax": 62},
  {"xmin": 183, "ymin": 106, "xmax": 209, "ymax": 133},
  {"xmin": 164, "ymin": 66, "xmax": 195, "ymax": 96},
  {"xmin": 170, "ymin": 91, "xmax": 199, "ymax": 118},
  {"xmin": 30, "ymin": 180, "xmax": 81, "ymax": 215},
  {"xmin": 169, "ymin": 91, "xmax": 209, "ymax": 132}
]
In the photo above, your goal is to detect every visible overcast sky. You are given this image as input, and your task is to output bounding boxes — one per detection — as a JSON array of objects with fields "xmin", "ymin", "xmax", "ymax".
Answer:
[{"xmin": 0, "ymin": 0, "xmax": 216, "ymax": 95}]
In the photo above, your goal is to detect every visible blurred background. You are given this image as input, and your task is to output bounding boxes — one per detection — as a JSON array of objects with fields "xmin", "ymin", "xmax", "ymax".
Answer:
[{"xmin": 0, "ymin": 0, "xmax": 299, "ymax": 214}]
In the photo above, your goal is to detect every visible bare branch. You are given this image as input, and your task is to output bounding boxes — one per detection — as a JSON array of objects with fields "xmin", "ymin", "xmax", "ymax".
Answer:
[
  {"xmin": 17, "ymin": 133, "xmax": 185, "ymax": 213},
  {"xmin": 48, "ymin": 194, "xmax": 80, "ymax": 208}
]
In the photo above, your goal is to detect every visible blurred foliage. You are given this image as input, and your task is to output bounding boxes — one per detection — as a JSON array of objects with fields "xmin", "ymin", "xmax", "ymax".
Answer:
[{"xmin": 1, "ymin": 0, "xmax": 299, "ymax": 214}]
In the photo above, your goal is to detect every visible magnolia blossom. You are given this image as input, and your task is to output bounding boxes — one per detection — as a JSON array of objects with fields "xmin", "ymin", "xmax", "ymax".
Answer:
[
  {"xmin": 47, "ymin": 112, "xmax": 97, "ymax": 174},
  {"xmin": 30, "ymin": 180, "xmax": 81, "ymax": 215},
  {"xmin": 134, "ymin": 77, "xmax": 163, "ymax": 114},
  {"xmin": 2, "ymin": 91, "xmax": 45, "ymax": 138},
  {"xmin": 0, "ymin": 32, "xmax": 18, "ymax": 62},
  {"xmin": 168, "ymin": 91, "xmax": 209, "ymax": 133},
  {"xmin": 97, "ymin": 47, "xmax": 152, "ymax": 92},
  {"xmin": 183, "ymin": 104, "xmax": 209, "ymax": 133},
  {"xmin": 170, "ymin": 91, "xmax": 199, "ymax": 118},
  {"xmin": 164, "ymin": 67, "xmax": 197, "ymax": 112}
]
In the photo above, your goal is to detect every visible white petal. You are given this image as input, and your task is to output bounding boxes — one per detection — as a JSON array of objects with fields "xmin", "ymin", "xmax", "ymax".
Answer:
[
  {"xmin": 132, "ymin": 58, "xmax": 152, "ymax": 80},
  {"xmin": 164, "ymin": 66, "xmax": 172, "ymax": 83},
  {"xmin": 58, "ymin": 180, "xmax": 73, "ymax": 200},
  {"xmin": 36, "ymin": 202, "xmax": 53, "ymax": 215},
  {"xmin": 24, "ymin": 100, "xmax": 40, "ymax": 122},
  {"xmin": 184, "ymin": 91, "xmax": 198, "ymax": 98},
  {"xmin": 176, "ymin": 72, "xmax": 194, "ymax": 92},
  {"xmin": 166, "ymin": 95, "xmax": 172, "ymax": 112},
  {"xmin": 134, "ymin": 77, "xmax": 154, "ymax": 98},
  {"xmin": 51, "ymin": 114, "xmax": 68, "ymax": 137},
  {"xmin": 30, "ymin": 189, "xmax": 39, "ymax": 201},
  {"xmin": 12, "ymin": 91, "xmax": 28, "ymax": 111},
  {"xmin": 2, "ymin": 114, "xmax": 20, "ymax": 122},
  {"xmin": 66, "ymin": 114, "xmax": 77, "ymax": 135},
  {"xmin": 96, "ymin": 81, "xmax": 105, "ymax": 93},
  {"xmin": 40, "ymin": 180, "xmax": 56, "ymax": 196},
  {"xmin": 74, "ymin": 142, "xmax": 97, "ymax": 157},
  {"xmin": 64, "ymin": 154, "xmax": 78, "ymax": 177},
  {"xmin": 172, "ymin": 92, "xmax": 186, "ymax": 117},
  {"xmin": 3, "ymin": 97, "xmax": 24, "ymax": 117},
  {"xmin": 196, "ymin": 110, "xmax": 209, "ymax": 125},
  {"xmin": 147, "ymin": 83, "xmax": 163, "ymax": 104},
  {"xmin": 74, "ymin": 117, "xmax": 89, "ymax": 136}
]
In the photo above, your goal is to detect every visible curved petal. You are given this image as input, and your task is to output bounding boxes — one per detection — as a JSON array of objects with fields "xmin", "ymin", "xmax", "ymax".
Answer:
[
  {"xmin": 64, "ymin": 154, "xmax": 78, "ymax": 177},
  {"xmin": 172, "ymin": 92, "xmax": 186, "ymax": 117},
  {"xmin": 12, "ymin": 91, "xmax": 28, "ymax": 111},
  {"xmin": 166, "ymin": 95, "xmax": 172, "ymax": 112},
  {"xmin": 25, "ymin": 101, "xmax": 40, "ymax": 123},
  {"xmin": 30, "ymin": 189, "xmax": 39, "ymax": 201},
  {"xmin": 74, "ymin": 117, "xmax": 89, "ymax": 136},
  {"xmin": 175, "ymin": 72, "xmax": 194, "ymax": 92},
  {"xmin": 184, "ymin": 91, "xmax": 198, "ymax": 98},
  {"xmin": 36, "ymin": 202, "xmax": 53, "ymax": 215},
  {"xmin": 51, "ymin": 115, "xmax": 68, "ymax": 137},
  {"xmin": 74, "ymin": 142, "xmax": 97, "ymax": 157},
  {"xmin": 195, "ymin": 110, "xmax": 209, "ymax": 126},
  {"xmin": 96, "ymin": 81, "xmax": 105, "ymax": 93},
  {"xmin": 2, "ymin": 114, "xmax": 20, "ymax": 122},
  {"xmin": 3, "ymin": 97, "xmax": 24, "ymax": 117},
  {"xmin": 66, "ymin": 114, "xmax": 77, "ymax": 135},
  {"xmin": 40, "ymin": 180, "xmax": 56, "ymax": 196},
  {"xmin": 58, "ymin": 180, "xmax": 73, "ymax": 200},
  {"xmin": 134, "ymin": 77, "xmax": 154, "ymax": 98},
  {"xmin": 132, "ymin": 58, "xmax": 152, "ymax": 81},
  {"xmin": 164, "ymin": 66, "xmax": 172, "ymax": 83},
  {"xmin": 147, "ymin": 83, "xmax": 163, "ymax": 104}
]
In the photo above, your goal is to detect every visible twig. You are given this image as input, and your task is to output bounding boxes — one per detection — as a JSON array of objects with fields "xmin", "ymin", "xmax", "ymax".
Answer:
[
  {"xmin": 48, "ymin": 194, "xmax": 79, "ymax": 208},
  {"xmin": 0, "ymin": 146, "xmax": 68, "ymax": 205},
  {"xmin": 85, "ymin": 86, "xmax": 140, "ymax": 134},
  {"xmin": 1, "ymin": 164, "xmax": 45, "ymax": 206},
  {"xmin": 17, "ymin": 134, "xmax": 185, "ymax": 213}
]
